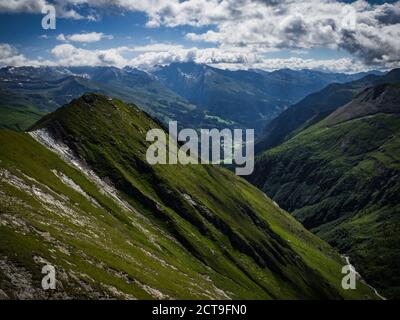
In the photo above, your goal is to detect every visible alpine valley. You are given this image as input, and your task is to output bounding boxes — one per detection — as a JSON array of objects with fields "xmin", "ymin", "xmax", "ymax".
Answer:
[
  {"xmin": 0, "ymin": 93, "xmax": 375, "ymax": 299},
  {"xmin": 0, "ymin": 63, "xmax": 396, "ymax": 300},
  {"xmin": 0, "ymin": 64, "xmax": 377, "ymax": 133},
  {"xmin": 249, "ymin": 72, "xmax": 400, "ymax": 299}
]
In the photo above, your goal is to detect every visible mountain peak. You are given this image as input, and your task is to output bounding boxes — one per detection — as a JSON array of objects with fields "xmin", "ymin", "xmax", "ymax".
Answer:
[
  {"xmin": 81, "ymin": 92, "xmax": 110, "ymax": 104},
  {"xmin": 30, "ymin": 93, "xmax": 144, "ymax": 137}
]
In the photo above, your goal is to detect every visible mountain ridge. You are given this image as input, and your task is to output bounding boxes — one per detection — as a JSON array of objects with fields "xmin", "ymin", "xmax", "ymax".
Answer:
[
  {"xmin": 325, "ymin": 83, "xmax": 400, "ymax": 126},
  {"xmin": 0, "ymin": 93, "xmax": 375, "ymax": 299}
]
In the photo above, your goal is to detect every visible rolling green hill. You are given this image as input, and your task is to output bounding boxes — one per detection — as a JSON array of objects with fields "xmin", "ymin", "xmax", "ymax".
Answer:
[
  {"xmin": 249, "ymin": 84, "xmax": 400, "ymax": 298},
  {"xmin": 0, "ymin": 93, "xmax": 374, "ymax": 299}
]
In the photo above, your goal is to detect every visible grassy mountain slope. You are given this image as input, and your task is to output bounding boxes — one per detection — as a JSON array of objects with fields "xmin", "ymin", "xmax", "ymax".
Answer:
[
  {"xmin": 249, "ymin": 84, "xmax": 400, "ymax": 298},
  {"xmin": 0, "ymin": 87, "xmax": 46, "ymax": 130},
  {"xmin": 255, "ymin": 69, "xmax": 400, "ymax": 153},
  {"xmin": 0, "ymin": 105, "xmax": 44, "ymax": 131},
  {"xmin": 0, "ymin": 93, "xmax": 374, "ymax": 299}
]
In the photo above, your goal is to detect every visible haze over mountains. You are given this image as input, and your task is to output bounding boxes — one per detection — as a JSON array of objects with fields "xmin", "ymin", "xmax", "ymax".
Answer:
[
  {"xmin": 0, "ymin": 63, "xmax": 379, "ymax": 133},
  {"xmin": 0, "ymin": 66, "xmax": 202, "ymax": 132},
  {"xmin": 152, "ymin": 62, "xmax": 379, "ymax": 132},
  {"xmin": 255, "ymin": 69, "xmax": 400, "ymax": 152}
]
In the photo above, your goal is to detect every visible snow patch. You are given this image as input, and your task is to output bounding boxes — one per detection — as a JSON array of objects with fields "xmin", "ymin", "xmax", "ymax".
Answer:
[
  {"xmin": 0, "ymin": 169, "xmax": 86, "ymax": 227},
  {"xmin": 51, "ymin": 169, "xmax": 100, "ymax": 208},
  {"xmin": 29, "ymin": 129, "xmax": 134, "ymax": 213},
  {"xmin": 29, "ymin": 128, "xmax": 176, "ymax": 249}
]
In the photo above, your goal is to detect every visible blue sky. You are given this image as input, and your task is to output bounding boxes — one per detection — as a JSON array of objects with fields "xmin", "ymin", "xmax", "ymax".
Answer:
[{"xmin": 0, "ymin": 0, "xmax": 399, "ymax": 73}]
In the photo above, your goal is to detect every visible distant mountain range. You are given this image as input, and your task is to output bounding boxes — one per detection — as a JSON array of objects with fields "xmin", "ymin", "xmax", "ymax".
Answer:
[
  {"xmin": 0, "ymin": 66, "xmax": 204, "ymax": 132},
  {"xmin": 0, "ymin": 63, "xmax": 380, "ymax": 133},
  {"xmin": 0, "ymin": 93, "xmax": 375, "ymax": 299},
  {"xmin": 255, "ymin": 69, "xmax": 400, "ymax": 153},
  {"xmin": 153, "ymin": 62, "xmax": 381, "ymax": 132},
  {"xmin": 249, "ymin": 82, "xmax": 400, "ymax": 298}
]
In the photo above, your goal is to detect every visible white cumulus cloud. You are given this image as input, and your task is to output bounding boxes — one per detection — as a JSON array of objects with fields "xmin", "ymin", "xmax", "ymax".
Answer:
[
  {"xmin": 50, "ymin": 44, "xmax": 129, "ymax": 67},
  {"xmin": 2, "ymin": 0, "xmax": 400, "ymax": 71},
  {"xmin": 57, "ymin": 32, "xmax": 113, "ymax": 43},
  {"xmin": 0, "ymin": 43, "xmax": 54, "ymax": 67},
  {"xmin": 0, "ymin": 41, "xmax": 379, "ymax": 73},
  {"xmin": 47, "ymin": 0, "xmax": 399, "ymax": 68}
]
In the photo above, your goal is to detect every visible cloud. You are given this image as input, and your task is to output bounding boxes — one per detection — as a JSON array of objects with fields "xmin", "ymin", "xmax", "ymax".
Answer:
[
  {"xmin": 0, "ymin": 41, "xmax": 378, "ymax": 73},
  {"xmin": 54, "ymin": 0, "xmax": 398, "ymax": 68},
  {"xmin": 46, "ymin": 43, "xmax": 264, "ymax": 70},
  {"xmin": 131, "ymin": 43, "xmax": 185, "ymax": 52},
  {"xmin": 0, "ymin": 0, "xmax": 89, "ymax": 19},
  {"xmin": 2, "ymin": 0, "xmax": 399, "ymax": 71},
  {"xmin": 57, "ymin": 32, "xmax": 114, "ymax": 43},
  {"xmin": 0, "ymin": 0, "xmax": 47, "ymax": 13},
  {"xmin": 128, "ymin": 46, "xmax": 369, "ymax": 73},
  {"xmin": 181, "ymin": 0, "xmax": 400, "ymax": 67},
  {"xmin": 50, "ymin": 44, "xmax": 129, "ymax": 67},
  {"xmin": 36, "ymin": 41, "xmax": 223, "ymax": 71},
  {"xmin": 49, "ymin": 43, "xmax": 189, "ymax": 68},
  {"xmin": 1, "ymin": 0, "xmax": 400, "ymax": 67},
  {"xmin": 54, "ymin": 0, "xmax": 397, "ymax": 68},
  {"xmin": 127, "ymin": 46, "xmax": 262, "ymax": 69},
  {"xmin": 56, "ymin": 34, "xmax": 67, "ymax": 41},
  {"xmin": 0, "ymin": 43, "xmax": 54, "ymax": 67},
  {"xmin": 213, "ymin": 57, "xmax": 368, "ymax": 73}
]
